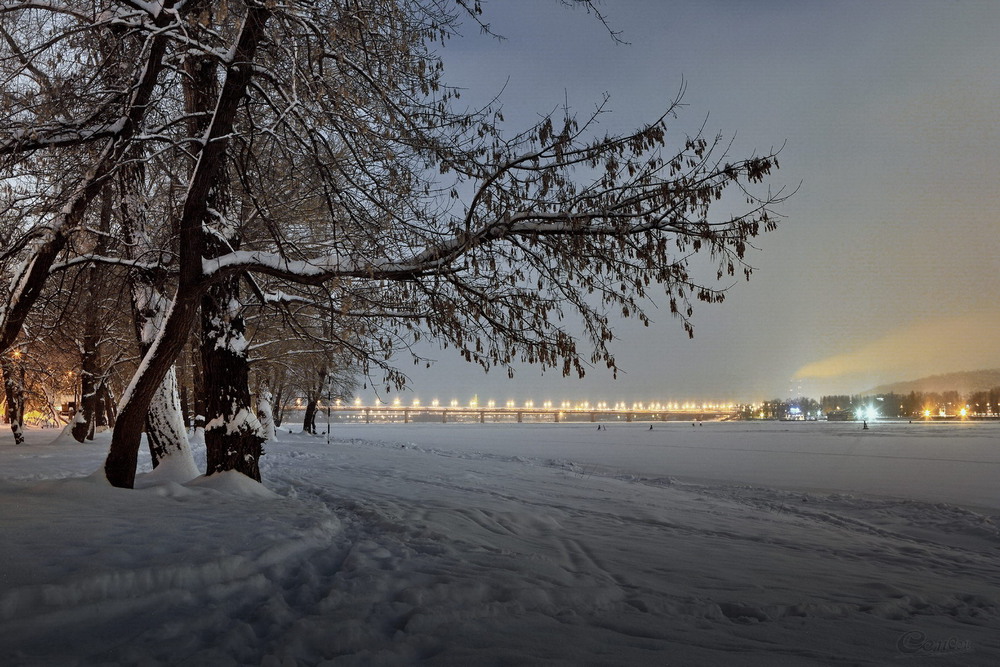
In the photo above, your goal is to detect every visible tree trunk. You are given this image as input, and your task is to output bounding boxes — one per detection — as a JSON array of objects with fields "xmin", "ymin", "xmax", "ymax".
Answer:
[
  {"xmin": 131, "ymin": 281, "xmax": 198, "ymax": 474},
  {"xmin": 257, "ymin": 387, "xmax": 277, "ymax": 442},
  {"xmin": 100, "ymin": 383, "xmax": 117, "ymax": 428},
  {"xmin": 179, "ymin": 383, "xmax": 191, "ymax": 429},
  {"xmin": 302, "ymin": 398, "xmax": 317, "ymax": 434},
  {"xmin": 145, "ymin": 367, "xmax": 188, "ymax": 465},
  {"xmin": 104, "ymin": 5, "xmax": 271, "ymax": 488},
  {"xmin": 271, "ymin": 381, "xmax": 286, "ymax": 427},
  {"xmin": 72, "ymin": 185, "xmax": 113, "ymax": 442},
  {"xmin": 70, "ymin": 340, "xmax": 99, "ymax": 442},
  {"xmin": 191, "ymin": 333, "xmax": 206, "ymax": 432},
  {"xmin": 201, "ymin": 274, "xmax": 265, "ymax": 481},
  {"xmin": 1, "ymin": 357, "xmax": 26, "ymax": 445},
  {"xmin": 95, "ymin": 379, "xmax": 110, "ymax": 429}
]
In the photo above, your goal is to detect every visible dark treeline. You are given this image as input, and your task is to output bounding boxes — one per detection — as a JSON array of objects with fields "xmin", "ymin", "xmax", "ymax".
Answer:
[{"xmin": 739, "ymin": 387, "xmax": 1000, "ymax": 420}]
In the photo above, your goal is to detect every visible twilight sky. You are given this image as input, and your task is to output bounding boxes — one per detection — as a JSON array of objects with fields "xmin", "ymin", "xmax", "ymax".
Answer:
[{"xmin": 371, "ymin": 0, "xmax": 1000, "ymax": 405}]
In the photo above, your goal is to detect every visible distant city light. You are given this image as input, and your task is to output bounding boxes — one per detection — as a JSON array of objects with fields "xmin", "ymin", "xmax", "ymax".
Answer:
[{"xmin": 857, "ymin": 405, "xmax": 878, "ymax": 421}]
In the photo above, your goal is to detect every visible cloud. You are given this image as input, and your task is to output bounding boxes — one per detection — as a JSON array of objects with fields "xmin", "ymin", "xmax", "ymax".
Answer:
[{"xmin": 793, "ymin": 313, "xmax": 1000, "ymax": 387}]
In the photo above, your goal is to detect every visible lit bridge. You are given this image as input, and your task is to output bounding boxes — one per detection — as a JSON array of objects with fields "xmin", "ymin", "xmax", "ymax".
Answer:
[{"xmin": 311, "ymin": 402, "xmax": 737, "ymax": 424}]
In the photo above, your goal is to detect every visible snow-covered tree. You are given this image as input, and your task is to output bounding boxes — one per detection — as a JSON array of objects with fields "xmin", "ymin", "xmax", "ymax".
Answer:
[
  {"xmin": 1, "ymin": 349, "xmax": 26, "ymax": 444},
  {"xmin": 1, "ymin": 1, "xmax": 786, "ymax": 488}
]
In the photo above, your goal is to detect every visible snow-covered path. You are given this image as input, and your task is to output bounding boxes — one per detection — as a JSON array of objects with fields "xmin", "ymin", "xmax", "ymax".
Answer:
[{"xmin": 1, "ymin": 423, "xmax": 998, "ymax": 665}]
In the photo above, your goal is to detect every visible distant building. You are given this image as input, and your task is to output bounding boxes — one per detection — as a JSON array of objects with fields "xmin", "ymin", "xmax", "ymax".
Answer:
[{"xmin": 826, "ymin": 409, "xmax": 854, "ymax": 421}]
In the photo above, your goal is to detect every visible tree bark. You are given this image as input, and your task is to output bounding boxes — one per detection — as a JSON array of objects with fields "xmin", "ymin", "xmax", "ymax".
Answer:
[
  {"xmin": 71, "ymin": 338, "xmax": 99, "ymax": 442},
  {"xmin": 144, "ymin": 366, "xmax": 191, "ymax": 467},
  {"xmin": 1, "ymin": 356, "xmax": 26, "ymax": 445},
  {"xmin": 201, "ymin": 273, "xmax": 265, "ymax": 481},
  {"xmin": 257, "ymin": 387, "xmax": 277, "ymax": 442},
  {"xmin": 72, "ymin": 184, "xmax": 113, "ymax": 442},
  {"xmin": 100, "ymin": 383, "xmax": 117, "ymax": 428},
  {"xmin": 302, "ymin": 398, "xmax": 317, "ymax": 435}
]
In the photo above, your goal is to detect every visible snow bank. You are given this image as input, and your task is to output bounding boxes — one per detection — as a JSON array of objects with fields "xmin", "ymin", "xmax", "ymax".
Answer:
[{"xmin": 186, "ymin": 470, "xmax": 279, "ymax": 498}]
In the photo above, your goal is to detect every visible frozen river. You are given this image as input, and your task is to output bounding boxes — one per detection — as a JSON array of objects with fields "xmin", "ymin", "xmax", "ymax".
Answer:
[{"xmin": 320, "ymin": 420, "xmax": 1000, "ymax": 511}]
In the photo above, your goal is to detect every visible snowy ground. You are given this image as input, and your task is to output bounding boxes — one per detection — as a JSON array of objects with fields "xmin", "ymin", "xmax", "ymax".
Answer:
[{"xmin": 1, "ymin": 421, "xmax": 998, "ymax": 666}]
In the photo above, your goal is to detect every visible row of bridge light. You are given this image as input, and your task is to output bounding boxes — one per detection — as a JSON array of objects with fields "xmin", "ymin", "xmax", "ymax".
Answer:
[{"xmin": 338, "ymin": 398, "xmax": 734, "ymax": 411}]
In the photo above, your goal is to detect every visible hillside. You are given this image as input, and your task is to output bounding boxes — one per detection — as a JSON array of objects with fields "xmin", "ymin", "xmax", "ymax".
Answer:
[{"xmin": 870, "ymin": 369, "xmax": 1000, "ymax": 395}]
